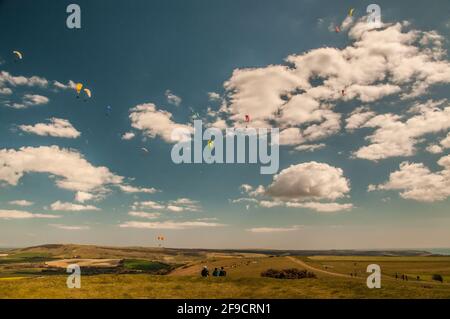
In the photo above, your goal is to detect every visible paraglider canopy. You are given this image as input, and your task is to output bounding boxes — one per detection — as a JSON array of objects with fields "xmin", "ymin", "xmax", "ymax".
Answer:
[
  {"xmin": 83, "ymin": 88, "xmax": 92, "ymax": 98},
  {"xmin": 75, "ymin": 83, "xmax": 83, "ymax": 94},
  {"xmin": 13, "ymin": 51, "xmax": 23, "ymax": 60},
  {"xmin": 335, "ymin": 26, "xmax": 341, "ymax": 33},
  {"xmin": 245, "ymin": 115, "xmax": 250, "ymax": 123},
  {"xmin": 349, "ymin": 8, "xmax": 355, "ymax": 16}
]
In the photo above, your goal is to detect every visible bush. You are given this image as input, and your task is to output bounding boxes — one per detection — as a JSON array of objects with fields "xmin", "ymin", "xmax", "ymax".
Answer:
[
  {"xmin": 261, "ymin": 268, "xmax": 316, "ymax": 279},
  {"xmin": 432, "ymin": 274, "xmax": 444, "ymax": 283}
]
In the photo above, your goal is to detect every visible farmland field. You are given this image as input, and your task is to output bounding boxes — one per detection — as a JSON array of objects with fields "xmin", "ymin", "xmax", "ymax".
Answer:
[{"xmin": 1, "ymin": 245, "xmax": 450, "ymax": 298}]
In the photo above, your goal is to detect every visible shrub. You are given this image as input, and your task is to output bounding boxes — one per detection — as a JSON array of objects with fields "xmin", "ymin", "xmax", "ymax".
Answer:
[
  {"xmin": 261, "ymin": 268, "xmax": 316, "ymax": 279},
  {"xmin": 432, "ymin": 274, "xmax": 444, "ymax": 283}
]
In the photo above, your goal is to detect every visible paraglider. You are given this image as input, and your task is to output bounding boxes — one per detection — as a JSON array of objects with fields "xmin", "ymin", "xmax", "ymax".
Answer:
[
  {"xmin": 245, "ymin": 115, "xmax": 250, "ymax": 123},
  {"xmin": 349, "ymin": 8, "xmax": 355, "ymax": 17},
  {"xmin": 156, "ymin": 235, "xmax": 165, "ymax": 247},
  {"xmin": 335, "ymin": 26, "xmax": 341, "ymax": 33},
  {"xmin": 208, "ymin": 139, "xmax": 214, "ymax": 149},
  {"xmin": 75, "ymin": 83, "xmax": 83, "ymax": 98},
  {"xmin": 106, "ymin": 105, "xmax": 112, "ymax": 116},
  {"xmin": 13, "ymin": 50, "xmax": 23, "ymax": 60},
  {"xmin": 141, "ymin": 147, "xmax": 149, "ymax": 154},
  {"xmin": 83, "ymin": 88, "xmax": 92, "ymax": 99}
]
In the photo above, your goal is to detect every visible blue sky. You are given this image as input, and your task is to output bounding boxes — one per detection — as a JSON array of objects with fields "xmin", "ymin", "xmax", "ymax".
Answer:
[{"xmin": 1, "ymin": 0, "xmax": 450, "ymax": 249}]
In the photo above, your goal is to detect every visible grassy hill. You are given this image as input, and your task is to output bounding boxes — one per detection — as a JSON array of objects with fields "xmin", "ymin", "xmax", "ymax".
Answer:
[{"xmin": 1, "ymin": 244, "xmax": 450, "ymax": 298}]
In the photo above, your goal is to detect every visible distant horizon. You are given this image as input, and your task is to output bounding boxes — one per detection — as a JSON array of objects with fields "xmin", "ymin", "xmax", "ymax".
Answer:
[{"xmin": 3, "ymin": 242, "xmax": 450, "ymax": 254}]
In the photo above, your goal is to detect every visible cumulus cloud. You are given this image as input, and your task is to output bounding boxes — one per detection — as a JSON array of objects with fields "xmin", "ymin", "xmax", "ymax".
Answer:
[
  {"xmin": 369, "ymin": 154, "xmax": 450, "ymax": 202},
  {"xmin": 234, "ymin": 162, "xmax": 353, "ymax": 212},
  {"xmin": 18, "ymin": 118, "xmax": 80, "ymax": 138},
  {"xmin": 266, "ymin": 162, "xmax": 350, "ymax": 201},
  {"xmin": 119, "ymin": 220, "xmax": 225, "ymax": 230},
  {"xmin": 50, "ymin": 201, "xmax": 100, "ymax": 212},
  {"xmin": 0, "ymin": 146, "xmax": 155, "ymax": 199},
  {"xmin": 353, "ymin": 100, "xmax": 450, "ymax": 160},
  {"xmin": 8, "ymin": 200, "xmax": 33, "ymax": 207},
  {"xmin": 212, "ymin": 20, "xmax": 450, "ymax": 149},
  {"xmin": 165, "ymin": 90, "xmax": 182, "ymax": 106},
  {"xmin": 0, "ymin": 209, "xmax": 59, "ymax": 219},
  {"xmin": 129, "ymin": 103, "xmax": 193, "ymax": 143}
]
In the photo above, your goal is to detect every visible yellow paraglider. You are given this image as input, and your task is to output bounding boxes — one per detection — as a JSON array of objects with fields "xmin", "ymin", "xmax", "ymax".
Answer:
[
  {"xmin": 13, "ymin": 50, "xmax": 23, "ymax": 60},
  {"xmin": 349, "ymin": 8, "xmax": 355, "ymax": 17},
  {"xmin": 75, "ymin": 83, "xmax": 83, "ymax": 94},
  {"xmin": 83, "ymin": 88, "xmax": 92, "ymax": 98}
]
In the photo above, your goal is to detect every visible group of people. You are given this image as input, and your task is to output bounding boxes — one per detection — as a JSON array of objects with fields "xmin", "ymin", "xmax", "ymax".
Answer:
[{"xmin": 201, "ymin": 266, "xmax": 227, "ymax": 277}]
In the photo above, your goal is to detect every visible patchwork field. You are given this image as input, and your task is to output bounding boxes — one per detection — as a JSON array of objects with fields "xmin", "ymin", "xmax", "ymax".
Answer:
[{"xmin": 1, "ymin": 244, "xmax": 450, "ymax": 298}]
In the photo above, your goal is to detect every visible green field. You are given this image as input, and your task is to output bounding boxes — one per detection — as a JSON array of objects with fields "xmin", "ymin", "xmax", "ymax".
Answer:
[{"xmin": 1, "ymin": 245, "xmax": 450, "ymax": 298}]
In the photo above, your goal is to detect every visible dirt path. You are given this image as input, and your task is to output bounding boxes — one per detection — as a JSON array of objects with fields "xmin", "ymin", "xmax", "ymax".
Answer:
[{"xmin": 286, "ymin": 256, "xmax": 354, "ymax": 279}]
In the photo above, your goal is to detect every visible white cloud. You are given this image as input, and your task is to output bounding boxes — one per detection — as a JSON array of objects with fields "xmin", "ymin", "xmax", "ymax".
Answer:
[
  {"xmin": 121, "ymin": 132, "xmax": 135, "ymax": 140},
  {"xmin": 235, "ymin": 162, "xmax": 353, "ymax": 213},
  {"xmin": 53, "ymin": 80, "xmax": 76, "ymax": 90},
  {"xmin": 131, "ymin": 198, "xmax": 200, "ymax": 212},
  {"xmin": 285, "ymin": 201, "xmax": 353, "ymax": 212},
  {"xmin": 246, "ymin": 225, "xmax": 302, "ymax": 233},
  {"xmin": 345, "ymin": 107, "xmax": 375, "ymax": 131},
  {"xmin": 0, "ymin": 146, "xmax": 154, "ymax": 199},
  {"xmin": 0, "ymin": 71, "xmax": 48, "ymax": 88},
  {"xmin": 132, "ymin": 200, "xmax": 165, "ymax": 210},
  {"xmin": 426, "ymin": 144, "xmax": 443, "ymax": 154},
  {"xmin": 8, "ymin": 200, "xmax": 33, "ymax": 207},
  {"xmin": 207, "ymin": 92, "xmax": 222, "ymax": 101},
  {"xmin": 74, "ymin": 191, "xmax": 99, "ymax": 203},
  {"xmin": 129, "ymin": 103, "xmax": 193, "ymax": 143},
  {"xmin": 266, "ymin": 162, "xmax": 350, "ymax": 201},
  {"xmin": 50, "ymin": 201, "xmax": 100, "ymax": 212},
  {"xmin": 118, "ymin": 185, "xmax": 158, "ymax": 194},
  {"xmin": 18, "ymin": 118, "xmax": 80, "ymax": 138},
  {"xmin": 370, "ymin": 155, "xmax": 450, "ymax": 202},
  {"xmin": 294, "ymin": 143, "xmax": 325, "ymax": 152},
  {"xmin": 119, "ymin": 220, "xmax": 225, "ymax": 230},
  {"xmin": 128, "ymin": 211, "xmax": 161, "ymax": 219},
  {"xmin": 353, "ymin": 100, "xmax": 450, "ymax": 160},
  {"xmin": 213, "ymin": 21, "xmax": 450, "ymax": 149},
  {"xmin": 4, "ymin": 94, "xmax": 50, "ymax": 109},
  {"xmin": 165, "ymin": 90, "xmax": 182, "ymax": 106},
  {"xmin": 0, "ymin": 146, "xmax": 123, "ymax": 194},
  {"xmin": 0, "ymin": 209, "xmax": 59, "ymax": 219},
  {"xmin": 49, "ymin": 224, "xmax": 89, "ymax": 230}
]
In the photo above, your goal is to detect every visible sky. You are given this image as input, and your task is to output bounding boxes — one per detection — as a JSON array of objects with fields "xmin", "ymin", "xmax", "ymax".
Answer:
[{"xmin": 1, "ymin": 0, "xmax": 450, "ymax": 250}]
